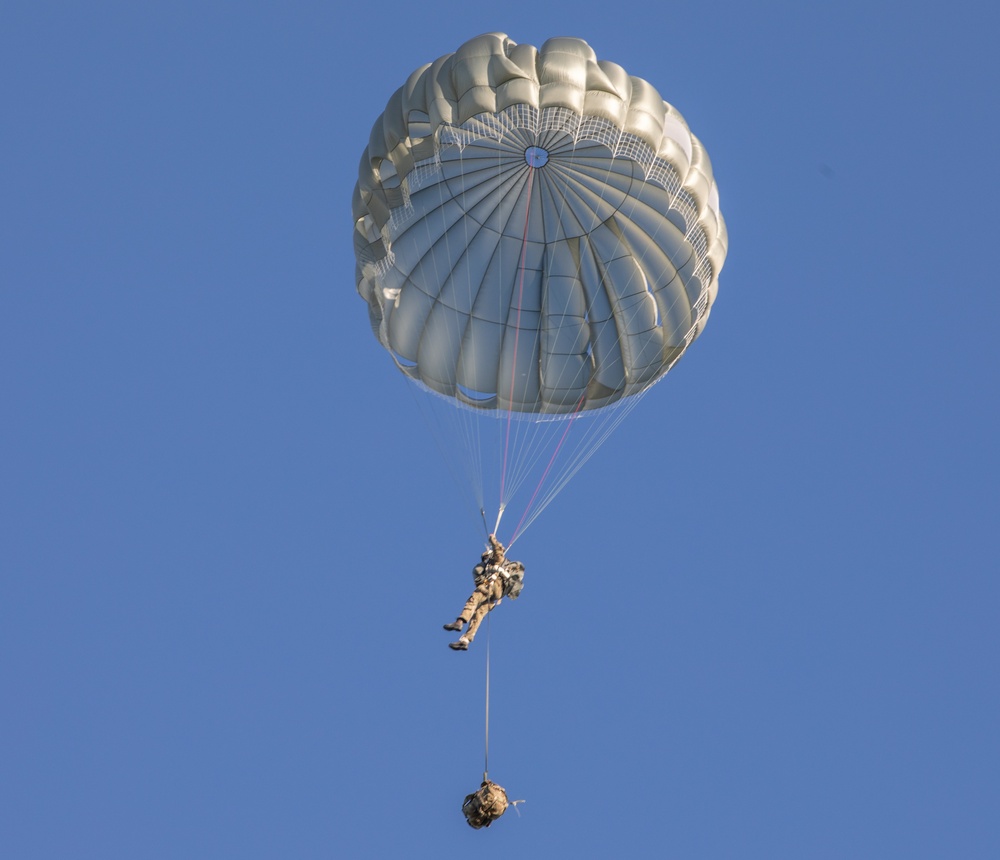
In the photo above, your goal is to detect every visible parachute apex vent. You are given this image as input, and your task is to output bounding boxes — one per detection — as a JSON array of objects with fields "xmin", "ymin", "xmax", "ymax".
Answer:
[{"xmin": 524, "ymin": 146, "xmax": 548, "ymax": 167}]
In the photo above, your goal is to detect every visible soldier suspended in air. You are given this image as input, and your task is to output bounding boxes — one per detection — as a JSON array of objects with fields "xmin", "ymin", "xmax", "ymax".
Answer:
[{"xmin": 443, "ymin": 535, "xmax": 525, "ymax": 651}]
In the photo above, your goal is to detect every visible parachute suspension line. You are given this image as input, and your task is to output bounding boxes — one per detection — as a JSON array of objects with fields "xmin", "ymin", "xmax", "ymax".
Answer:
[
  {"xmin": 529, "ymin": 404, "xmax": 636, "ymax": 521},
  {"xmin": 505, "ymin": 384, "xmax": 657, "ymax": 546},
  {"xmin": 498, "ymin": 164, "xmax": 537, "ymax": 510},
  {"xmin": 533, "ymin": 390, "xmax": 654, "ymax": 536},
  {"xmin": 500, "ymin": 411, "xmax": 551, "ymax": 506},
  {"xmin": 492, "ymin": 506, "xmax": 505, "ymax": 538},
  {"xmin": 508, "ymin": 392, "xmax": 587, "ymax": 548}
]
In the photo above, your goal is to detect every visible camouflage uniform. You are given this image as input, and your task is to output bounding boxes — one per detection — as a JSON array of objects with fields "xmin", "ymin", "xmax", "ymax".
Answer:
[
  {"xmin": 457, "ymin": 567, "xmax": 506, "ymax": 644},
  {"xmin": 445, "ymin": 535, "xmax": 521, "ymax": 649}
]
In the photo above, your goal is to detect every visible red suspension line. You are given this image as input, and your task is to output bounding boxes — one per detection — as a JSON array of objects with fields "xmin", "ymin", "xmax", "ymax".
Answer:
[
  {"xmin": 498, "ymin": 165, "xmax": 536, "ymax": 510},
  {"xmin": 508, "ymin": 392, "xmax": 587, "ymax": 546}
]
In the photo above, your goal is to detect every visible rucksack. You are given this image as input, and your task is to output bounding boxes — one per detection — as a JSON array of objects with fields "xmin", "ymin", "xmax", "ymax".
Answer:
[
  {"xmin": 461, "ymin": 780, "xmax": 509, "ymax": 829},
  {"xmin": 497, "ymin": 560, "xmax": 524, "ymax": 599}
]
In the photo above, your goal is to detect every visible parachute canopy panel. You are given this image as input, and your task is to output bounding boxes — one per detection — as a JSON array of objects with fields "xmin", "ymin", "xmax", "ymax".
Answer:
[{"xmin": 354, "ymin": 33, "xmax": 727, "ymax": 416}]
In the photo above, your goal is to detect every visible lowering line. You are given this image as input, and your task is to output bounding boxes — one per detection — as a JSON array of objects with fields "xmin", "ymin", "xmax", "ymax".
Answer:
[
  {"xmin": 476, "ymin": 576, "xmax": 527, "ymax": 822},
  {"xmin": 483, "ymin": 607, "xmax": 491, "ymax": 782}
]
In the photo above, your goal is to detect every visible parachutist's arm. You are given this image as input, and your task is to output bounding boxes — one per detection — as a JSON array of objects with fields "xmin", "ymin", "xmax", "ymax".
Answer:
[{"xmin": 488, "ymin": 534, "xmax": 506, "ymax": 564}]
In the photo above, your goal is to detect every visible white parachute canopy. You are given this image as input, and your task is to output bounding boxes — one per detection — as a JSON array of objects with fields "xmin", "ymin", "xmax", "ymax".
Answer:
[{"xmin": 353, "ymin": 34, "xmax": 727, "ymax": 543}]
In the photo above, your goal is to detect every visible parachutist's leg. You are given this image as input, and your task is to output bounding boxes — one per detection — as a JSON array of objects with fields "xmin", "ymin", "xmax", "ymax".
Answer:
[
  {"xmin": 444, "ymin": 583, "xmax": 488, "ymax": 636},
  {"xmin": 458, "ymin": 594, "xmax": 480, "ymax": 625},
  {"xmin": 463, "ymin": 603, "xmax": 490, "ymax": 644},
  {"xmin": 463, "ymin": 582, "xmax": 503, "ymax": 643},
  {"xmin": 456, "ymin": 584, "xmax": 489, "ymax": 627}
]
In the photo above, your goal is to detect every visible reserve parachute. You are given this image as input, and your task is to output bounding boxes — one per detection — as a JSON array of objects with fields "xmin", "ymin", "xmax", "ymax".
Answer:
[{"xmin": 354, "ymin": 33, "xmax": 727, "ymax": 543}]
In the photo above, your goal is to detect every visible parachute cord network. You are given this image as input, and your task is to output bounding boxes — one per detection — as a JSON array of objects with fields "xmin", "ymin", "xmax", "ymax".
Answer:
[
  {"xmin": 507, "ymin": 393, "xmax": 586, "ymax": 550},
  {"xmin": 498, "ymin": 164, "xmax": 537, "ymax": 511}
]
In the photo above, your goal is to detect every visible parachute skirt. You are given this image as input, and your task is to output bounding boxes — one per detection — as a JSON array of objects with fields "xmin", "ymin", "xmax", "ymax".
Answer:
[{"xmin": 461, "ymin": 780, "xmax": 509, "ymax": 829}]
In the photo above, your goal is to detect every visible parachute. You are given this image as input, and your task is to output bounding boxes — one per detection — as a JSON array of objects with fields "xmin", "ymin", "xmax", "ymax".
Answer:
[{"xmin": 354, "ymin": 33, "xmax": 727, "ymax": 543}]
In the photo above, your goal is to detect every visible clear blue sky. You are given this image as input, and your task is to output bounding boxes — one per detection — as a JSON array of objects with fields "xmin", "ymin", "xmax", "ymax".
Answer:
[{"xmin": 3, "ymin": 2, "xmax": 998, "ymax": 857}]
